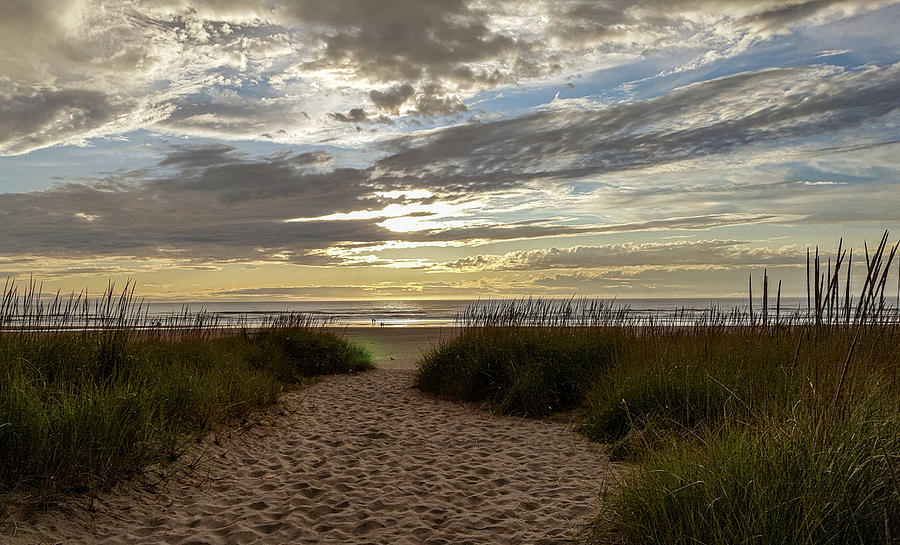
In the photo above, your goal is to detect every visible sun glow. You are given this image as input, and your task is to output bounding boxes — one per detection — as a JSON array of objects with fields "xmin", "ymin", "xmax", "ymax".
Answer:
[{"xmin": 284, "ymin": 192, "xmax": 484, "ymax": 233}]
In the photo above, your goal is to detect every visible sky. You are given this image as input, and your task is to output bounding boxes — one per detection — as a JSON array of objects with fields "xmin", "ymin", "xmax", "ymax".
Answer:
[{"xmin": 1, "ymin": 0, "xmax": 899, "ymax": 301}]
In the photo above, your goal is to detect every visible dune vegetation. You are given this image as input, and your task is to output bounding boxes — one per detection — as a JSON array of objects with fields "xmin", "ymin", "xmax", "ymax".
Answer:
[
  {"xmin": 416, "ymin": 233, "xmax": 900, "ymax": 544},
  {"xmin": 0, "ymin": 281, "xmax": 372, "ymax": 513}
]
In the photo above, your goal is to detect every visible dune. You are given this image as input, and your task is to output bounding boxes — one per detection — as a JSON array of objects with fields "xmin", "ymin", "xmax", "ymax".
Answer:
[{"xmin": 8, "ymin": 334, "xmax": 622, "ymax": 544}]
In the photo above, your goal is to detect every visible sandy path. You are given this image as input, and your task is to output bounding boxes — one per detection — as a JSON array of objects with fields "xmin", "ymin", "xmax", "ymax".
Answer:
[{"xmin": 10, "ymin": 370, "xmax": 620, "ymax": 544}]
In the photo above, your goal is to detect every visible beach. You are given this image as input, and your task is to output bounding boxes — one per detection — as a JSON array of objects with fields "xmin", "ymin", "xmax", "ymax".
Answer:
[
  {"xmin": 8, "ymin": 328, "xmax": 621, "ymax": 544},
  {"xmin": 341, "ymin": 326, "xmax": 460, "ymax": 369}
]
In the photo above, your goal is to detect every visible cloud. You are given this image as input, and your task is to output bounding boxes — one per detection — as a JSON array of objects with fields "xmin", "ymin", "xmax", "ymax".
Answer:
[
  {"xmin": 140, "ymin": 143, "xmax": 326, "ymax": 175},
  {"xmin": 736, "ymin": 0, "xmax": 880, "ymax": 34},
  {"xmin": 369, "ymin": 85, "xmax": 417, "ymax": 113},
  {"xmin": 212, "ymin": 285, "xmax": 426, "ymax": 298},
  {"xmin": 378, "ymin": 63, "xmax": 900, "ymax": 190},
  {"xmin": 367, "ymin": 83, "xmax": 468, "ymax": 118},
  {"xmin": 577, "ymin": 175, "xmax": 900, "ymax": 227},
  {"xmin": 328, "ymin": 108, "xmax": 392, "ymax": 125},
  {"xmin": 287, "ymin": 0, "xmax": 520, "ymax": 83},
  {"xmin": 525, "ymin": 263, "xmax": 821, "ymax": 297},
  {"xmin": 0, "ymin": 88, "xmax": 124, "ymax": 155},
  {"xmin": 407, "ymin": 214, "xmax": 792, "ymax": 245},
  {"xmin": 3, "ymin": 41, "xmax": 900, "ymax": 270},
  {"xmin": 412, "ymin": 92, "xmax": 469, "ymax": 118},
  {"xmin": 153, "ymin": 92, "xmax": 323, "ymax": 143},
  {"xmin": 329, "ymin": 108, "xmax": 372, "ymax": 123},
  {"xmin": 0, "ymin": 145, "xmax": 391, "ymax": 263},
  {"xmin": 0, "ymin": 134, "xmax": 794, "ymax": 268},
  {"xmin": 157, "ymin": 143, "xmax": 248, "ymax": 168},
  {"xmin": 210, "ymin": 276, "xmax": 566, "ymax": 299},
  {"xmin": 3, "ymin": 64, "xmax": 899, "ymax": 268},
  {"xmin": 3, "ymin": 0, "xmax": 893, "ymax": 153},
  {"xmin": 442, "ymin": 240, "xmax": 805, "ymax": 271}
]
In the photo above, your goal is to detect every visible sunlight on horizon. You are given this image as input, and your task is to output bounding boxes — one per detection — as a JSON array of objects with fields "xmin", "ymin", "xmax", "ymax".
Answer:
[{"xmin": 0, "ymin": 1, "xmax": 898, "ymax": 300}]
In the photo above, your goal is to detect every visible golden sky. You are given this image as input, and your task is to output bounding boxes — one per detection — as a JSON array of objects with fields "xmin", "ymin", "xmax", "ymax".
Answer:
[{"xmin": 1, "ymin": 1, "xmax": 899, "ymax": 300}]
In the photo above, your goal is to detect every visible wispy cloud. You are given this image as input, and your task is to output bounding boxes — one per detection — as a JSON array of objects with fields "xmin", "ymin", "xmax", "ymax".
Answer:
[
  {"xmin": 441, "ymin": 240, "xmax": 806, "ymax": 271},
  {"xmin": 378, "ymin": 63, "xmax": 900, "ymax": 190},
  {"xmin": 2, "ymin": 0, "xmax": 894, "ymax": 154}
]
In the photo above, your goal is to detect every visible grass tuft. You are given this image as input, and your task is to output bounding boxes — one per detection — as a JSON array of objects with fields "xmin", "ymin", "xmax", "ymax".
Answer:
[
  {"xmin": 0, "ymin": 281, "xmax": 372, "ymax": 511},
  {"xmin": 579, "ymin": 371, "xmax": 733, "ymax": 443},
  {"xmin": 415, "ymin": 327, "xmax": 615, "ymax": 416},
  {"xmin": 592, "ymin": 404, "xmax": 899, "ymax": 545},
  {"xmin": 249, "ymin": 327, "xmax": 373, "ymax": 381}
]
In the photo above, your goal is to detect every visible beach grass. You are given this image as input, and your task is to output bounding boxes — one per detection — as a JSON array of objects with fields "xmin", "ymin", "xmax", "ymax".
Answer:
[
  {"xmin": 591, "ymin": 400, "xmax": 899, "ymax": 545},
  {"xmin": 0, "ymin": 282, "xmax": 372, "ymax": 513},
  {"xmin": 583, "ymin": 324, "xmax": 899, "ymax": 544},
  {"xmin": 415, "ymin": 232, "xmax": 900, "ymax": 544},
  {"xmin": 415, "ymin": 326, "xmax": 616, "ymax": 416}
]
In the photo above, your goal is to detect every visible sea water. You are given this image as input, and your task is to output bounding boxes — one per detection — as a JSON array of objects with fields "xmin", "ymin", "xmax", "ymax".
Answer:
[{"xmin": 142, "ymin": 297, "xmax": 811, "ymax": 328}]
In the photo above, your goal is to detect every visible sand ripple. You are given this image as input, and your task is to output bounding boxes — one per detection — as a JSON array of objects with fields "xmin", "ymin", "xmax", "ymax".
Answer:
[{"xmin": 9, "ymin": 369, "xmax": 621, "ymax": 544}]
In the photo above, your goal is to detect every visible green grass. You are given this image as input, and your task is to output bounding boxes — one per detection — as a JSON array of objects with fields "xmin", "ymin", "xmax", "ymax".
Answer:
[
  {"xmin": 0, "ymin": 324, "xmax": 372, "ymax": 511},
  {"xmin": 249, "ymin": 326, "xmax": 373, "ymax": 381},
  {"xmin": 586, "ymin": 324, "xmax": 899, "ymax": 544},
  {"xmin": 414, "ymin": 231, "xmax": 900, "ymax": 544},
  {"xmin": 416, "ymin": 323, "xmax": 899, "ymax": 544},
  {"xmin": 415, "ymin": 326, "xmax": 616, "ymax": 416},
  {"xmin": 579, "ymin": 370, "xmax": 733, "ymax": 460},
  {"xmin": 592, "ymin": 402, "xmax": 899, "ymax": 545}
]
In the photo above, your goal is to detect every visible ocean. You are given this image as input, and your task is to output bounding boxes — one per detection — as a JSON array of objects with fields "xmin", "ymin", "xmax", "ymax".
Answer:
[{"xmin": 142, "ymin": 297, "xmax": 811, "ymax": 327}]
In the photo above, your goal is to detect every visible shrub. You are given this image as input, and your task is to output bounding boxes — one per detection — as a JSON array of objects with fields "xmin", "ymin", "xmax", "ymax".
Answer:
[
  {"xmin": 593, "ymin": 404, "xmax": 900, "ymax": 545},
  {"xmin": 249, "ymin": 327, "xmax": 372, "ymax": 381},
  {"xmin": 415, "ymin": 327, "xmax": 615, "ymax": 416}
]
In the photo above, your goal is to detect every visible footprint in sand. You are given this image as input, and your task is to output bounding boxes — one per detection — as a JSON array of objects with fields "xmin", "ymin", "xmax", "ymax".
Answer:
[{"xmin": 10, "ymin": 369, "xmax": 624, "ymax": 545}]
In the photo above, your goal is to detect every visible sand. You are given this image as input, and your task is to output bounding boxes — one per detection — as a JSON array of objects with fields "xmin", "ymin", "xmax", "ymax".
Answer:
[
  {"xmin": 7, "ymin": 330, "xmax": 622, "ymax": 544},
  {"xmin": 341, "ymin": 326, "xmax": 458, "ymax": 370}
]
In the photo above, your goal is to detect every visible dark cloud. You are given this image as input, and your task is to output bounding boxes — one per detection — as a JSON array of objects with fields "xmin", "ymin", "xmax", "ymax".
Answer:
[
  {"xmin": 368, "ymin": 83, "xmax": 468, "ymax": 118},
  {"xmin": 155, "ymin": 95, "xmax": 319, "ymax": 142},
  {"xmin": 289, "ymin": 1, "xmax": 520, "ymax": 83},
  {"xmin": 0, "ymin": 147, "xmax": 386, "ymax": 263},
  {"xmin": 0, "ymin": 131, "xmax": 788, "ymax": 266},
  {"xmin": 158, "ymin": 143, "xmax": 241, "ymax": 168},
  {"xmin": 738, "ymin": 0, "xmax": 860, "ymax": 32},
  {"xmin": 548, "ymin": 2, "xmax": 638, "ymax": 46},
  {"xmin": 413, "ymin": 93, "xmax": 468, "ymax": 118},
  {"xmin": 2, "ymin": 53, "xmax": 900, "ymax": 269},
  {"xmin": 378, "ymin": 63, "xmax": 900, "ymax": 189},
  {"xmin": 328, "ymin": 108, "xmax": 392, "ymax": 124},
  {"xmin": 329, "ymin": 108, "xmax": 371, "ymax": 123},
  {"xmin": 549, "ymin": 0, "xmax": 883, "ymax": 45},
  {"xmin": 369, "ymin": 85, "xmax": 416, "ymax": 113},
  {"xmin": 0, "ymin": 88, "xmax": 128, "ymax": 155},
  {"xmin": 0, "ymin": 0, "xmax": 165, "ymax": 83}
]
